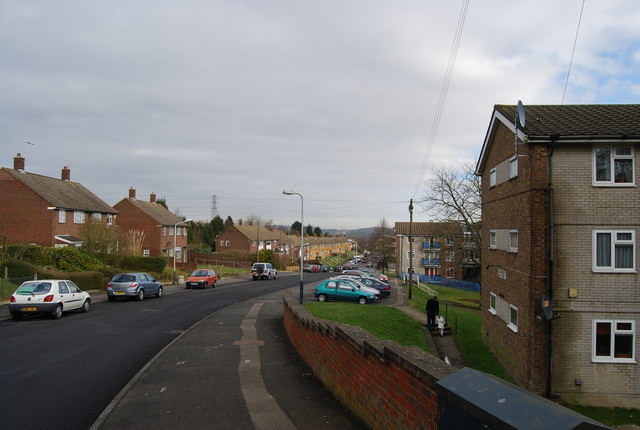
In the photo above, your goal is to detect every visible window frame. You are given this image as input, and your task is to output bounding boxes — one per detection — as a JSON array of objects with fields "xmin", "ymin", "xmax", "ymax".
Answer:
[
  {"xmin": 445, "ymin": 267, "xmax": 454, "ymax": 278},
  {"xmin": 508, "ymin": 304, "xmax": 518, "ymax": 333},
  {"xmin": 489, "ymin": 230, "xmax": 497, "ymax": 249},
  {"xmin": 488, "ymin": 292, "xmax": 497, "ymax": 315},
  {"xmin": 593, "ymin": 146, "xmax": 635, "ymax": 186},
  {"xmin": 445, "ymin": 250, "xmax": 455, "ymax": 262},
  {"xmin": 592, "ymin": 229, "xmax": 636, "ymax": 273},
  {"xmin": 73, "ymin": 211, "xmax": 85, "ymax": 224},
  {"xmin": 509, "ymin": 155, "xmax": 518, "ymax": 179},
  {"xmin": 489, "ymin": 168, "xmax": 497, "ymax": 187},
  {"xmin": 58, "ymin": 210, "xmax": 66, "ymax": 224},
  {"xmin": 592, "ymin": 319, "xmax": 636, "ymax": 363},
  {"xmin": 509, "ymin": 230, "xmax": 519, "ymax": 253}
]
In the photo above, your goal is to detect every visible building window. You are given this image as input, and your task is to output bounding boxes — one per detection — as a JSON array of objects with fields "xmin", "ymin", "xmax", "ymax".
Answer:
[
  {"xmin": 183, "ymin": 227, "xmax": 188, "ymax": 236},
  {"xmin": 73, "ymin": 211, "xmax": 85, "ymax": 224},
  {"xmin": 445, "ymin": 251, "xmax": 455, "ymax": 262},
  {"xmin": 508, "ymin": 305, "xmax": 518, "ymax": 332},
  {"xmin": 91, "ymin": 213, "xmax": 101, "ymax": 222},
  {"xmin": 407, "ymin": 251, "xmax": 415, "ymax": 259},
  {"xmin": 489, "ymin": 168, "xmax": 496, "ymax": 187},
  {"xmin": 106, "ymin": 214, "xmax": 113, "ymax": 225},
  {"xmin": 445, "ymin": 268, "xmax": 454, "ymax": 278},
  {"xmin": 220, "ymin": 240, "xmax": 224, "ymax": 247},
  {"xmin": 58, "ymin": 210, "xmax": 66, "ymax": 223},
  {"xmin": 593, "ymin": 230, "xmax": 635, "ymax": 272},
  {"xmin": 594, "ymin": 146, "xmax": 634, "ymax": 185},
  {"xmin": 509, "ymin": 155, "xmax": 518, "ymax": 178},
  {"xmin": 593, "ymin": 320, "xmax": 635, "ymax": 363},
  {"xmin": 169, "ymin": 227, "xmax": 174, "ymax": 236},
  {"xmin": 509, "ymin": 230, "xmax": 518, "ymax": 253},
  {"xmin": 225, "ymin": 240, "xmax": 230, "ymax": 246},
  {"xmin": 489, "ymin": 293, "xmax": 497, "ymax": 315},
  {"xmin": 489, "ymin": 230, "xmax": 496, "ymax": 249},
  {"xmin": 143, "ymin": 250, "xmax": 150, "ymax": 257},
  {"xmin": 446, "ymin": 236, "xmax": 454, "ymax": 246}
]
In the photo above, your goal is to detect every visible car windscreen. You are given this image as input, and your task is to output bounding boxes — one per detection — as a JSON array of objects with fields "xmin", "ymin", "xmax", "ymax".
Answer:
[
  {"xmin": 191, "ymin": 270, "xmax": 208, "ymax": 276},
  {"xmin": 112, "ymin": 275, "xmax": 136, "ymax": 282},
  {"xmin": 16, "ymin": 282, "xmax": 52, "ymax": 295}
]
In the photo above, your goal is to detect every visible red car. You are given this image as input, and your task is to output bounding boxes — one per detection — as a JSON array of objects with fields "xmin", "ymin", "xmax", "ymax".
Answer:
[{"xmin": 186, "ymin": 269, "xmax": 217, "ymax": 289}]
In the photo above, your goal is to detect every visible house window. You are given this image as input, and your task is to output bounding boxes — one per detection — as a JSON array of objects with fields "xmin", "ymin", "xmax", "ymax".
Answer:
[
  {"xmin": 143, "ymin": 250, "xmax": 150, "ymax": 257},
  {"xmin": 91, "ymin": 213, "xmax": 101, "ymax": 222},
  {"xmin": 220, "ymin": 240, "xmax": 225, "ymax": 247},
  {"xmin": 489, "ymin": 168, "xmax": 496, "ymax": 187},
  {"xmin": 169, "ymin": 227, "xmax": 174, "ymax": 236},
  {"xmin": 225, "ymin": 240, "xmax": 230, "ymax": 247},
  {"xmin": 446, "ymin": 236, "xmax": 454, "ymax": 246},
  {"xmin": 183, "ymin": 227, "xmax": 188, "ymax": 236},
  {"xmin": 73, "ymin": 211, "xmax": 85, "ymax": 224},
  {"xmin": 445, "ymin": 251, "xmax": 455, "ymax": 262},
  {"xmin": 106, "ymin": 214, "xmax": 113, "ymax": 225},
  {"xmin": 489, "ymin": 230, "xmax": 496, "ymax": 249},
  {"xmin": 508, "ymin": 305, "xmax": 518, "ymax": 332},
  {"xmin": 509, "ymin": 156, "xmax": 518, "ymax": 178},
  {"xmin": 58, "ymin": 210, "xmax": 66, "ymax": 223},
  {"xmin": 445, "ymin": 268, "xmax": 454, "ymax": 278},
  {"xmin": 509, "ymin": 230, "xmax": 518, "ymax": 253},
  {"xmin": 593, "ymin": 230, "xmax": 635, "ymax": 272},
  {"xmin": 593, "ymin": 320, "xmax": 635, "ymax": 363},
  {"xmin": 489, "ymin": 293, "xmax": 497, "ymax": 315},
  {"xmin": 594, "ymin": 146, "xmax": 634, "ymax": 185},
  {"xmin": 407, "ymin": 251, "xmax": 415, "ymax": 259}
]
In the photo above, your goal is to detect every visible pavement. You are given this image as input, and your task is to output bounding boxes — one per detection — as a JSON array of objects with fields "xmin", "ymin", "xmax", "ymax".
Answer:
[{"xmin": 1, "ymin": 276, "xmax": 464, "ymax": 429}]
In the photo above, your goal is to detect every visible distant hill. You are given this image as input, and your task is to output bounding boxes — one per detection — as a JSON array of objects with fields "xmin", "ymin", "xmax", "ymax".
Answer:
[{"xmin": 324, "ymin": 227, "xmax": 376, "ymax": 239}]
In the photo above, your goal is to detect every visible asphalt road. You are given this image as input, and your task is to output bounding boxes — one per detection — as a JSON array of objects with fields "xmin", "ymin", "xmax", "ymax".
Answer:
[{"xmin": 0, "ymin": 272, "xmax": 329, "ymax": 430}]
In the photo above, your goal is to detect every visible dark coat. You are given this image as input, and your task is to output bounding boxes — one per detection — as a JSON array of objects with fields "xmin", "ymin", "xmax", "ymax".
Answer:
[{"xmin": 426, "ymin": 297, "xmax": 439, "ymax": 315}]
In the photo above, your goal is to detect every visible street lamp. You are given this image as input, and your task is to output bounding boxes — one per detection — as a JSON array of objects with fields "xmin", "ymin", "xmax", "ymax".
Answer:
[
  {"xmin": 347, "ymin": 239, "xmax": 358, "ymax": 265},
  {"xmin": 283, "ymin": 189, "xmax": 304, "ymax": 304},
  {"xmin": 173, "ymin": 218, "xmax": 193, "ymax": 284}
]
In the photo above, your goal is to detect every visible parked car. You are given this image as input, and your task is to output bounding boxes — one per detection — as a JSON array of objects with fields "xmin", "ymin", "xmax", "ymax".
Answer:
[
  {"xmin": 342, "ymin": 269, "xmax": 376, "ymax": 279},
  {"xmin": 320, "ymin": 265, "xmax": 329, "ymax": 272},
  {"xmin": 107, "ymin": 273, "xmax": 163, "ymax": 301},
  {"xmin": 8, "ymin": 279, "xmax": 91, "ymax": 320},
  {"xmin": 360, "ymin": 268, "xmax": 388, "ymax": 282},
  {"xmin": 348, "ymin": 276, "xmax": 391, "ymax": 298},
  {"xmin": 332, "ymin": 265, "xmax": 343, "ymax": 272},
  {"xmin": 186, "ymin": 269, "xmax": 217, "ymax": 289},
  {"xmin": 251, "ymin": 262, "xmax": 277, "ymax": 280},
  {"xmin": 313, "ymin": 279, "xmax": 380, "ymax": 304},
  {"xmin": 331, "ymin": 276, "xmax": 381, "ymax": 297}
]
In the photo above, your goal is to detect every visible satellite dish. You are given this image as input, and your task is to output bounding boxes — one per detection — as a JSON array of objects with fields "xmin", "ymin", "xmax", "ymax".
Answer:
[{"xmin": 517, "ymin": 100, "xmax": 526, "ymax": 128}]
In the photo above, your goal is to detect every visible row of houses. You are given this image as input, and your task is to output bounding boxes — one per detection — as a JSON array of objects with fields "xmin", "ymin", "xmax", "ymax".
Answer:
[{"xmin": 0, "ymin": 154, "xmax": 355, "ymax": 265}]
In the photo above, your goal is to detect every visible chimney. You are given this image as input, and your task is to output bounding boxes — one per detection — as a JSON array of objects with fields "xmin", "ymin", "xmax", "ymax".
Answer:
[
  {"xmin": 129, "ymin": 187, "xmax": 136, "ymax": 199},
  {"xmin": 61, "ymin": 166, "xmax": 70, "ymax": 181},
  {"xmin": 150, "ymin": 193, "xmax": 156, "ymax": 203},
  {"xmin": 14, "ymin": 153, "xmax": 25, "ymax": 171}
]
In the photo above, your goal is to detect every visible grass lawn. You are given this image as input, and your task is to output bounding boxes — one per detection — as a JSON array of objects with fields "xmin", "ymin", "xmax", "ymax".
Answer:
[
  {"xmin": 0, "ymin": 280, "xmax": 19, "ymax": 301},
  {"xmin": 304, "ymin": 301, "xmax": 430, "ymax": 353}
]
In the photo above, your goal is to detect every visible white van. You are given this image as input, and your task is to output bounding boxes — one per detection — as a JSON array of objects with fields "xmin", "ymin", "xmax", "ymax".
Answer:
[{"xmin": 251, "ymin": 262, "xmax": 277, "ymax": 280}]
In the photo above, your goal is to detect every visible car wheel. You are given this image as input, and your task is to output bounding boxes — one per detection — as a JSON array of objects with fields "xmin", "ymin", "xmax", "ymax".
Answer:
[
  {"xmin": 11, "ymin": 313, "xmax": 22, "ymax": 321},
  {"xmin": 318, "ymin": 294, "xmax": 327, "ymax": 303},
  {"xmin": 212, "ymin": 282, "xmax": 216, "ymax": 288},
  {"xmin": 136, "ymin": 289, "xmax": 144, "ymax": 301},
  {"xmin": 357, "ymin": 296, "xmax": 367, "ymax": 305},
  {"xmin": 52, "ymin": 304, "xmax": 63, "ymax": 319},
  {"xmin": 81, "ymin": 299, "xmax": 91, "ymax": 313},
  {"xmin": 156, "ymin": 286, "xmax": 163, "ymax": 298}
]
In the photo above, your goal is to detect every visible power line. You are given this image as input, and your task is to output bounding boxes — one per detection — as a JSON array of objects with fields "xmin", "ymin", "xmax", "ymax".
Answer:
[
  {"xmin": 413, "ymin": 0, "xmax": 470, "ymax": 198},
  {"xmin": 561, "ymin": 0, "xmax": 586, "ymax": 105}
]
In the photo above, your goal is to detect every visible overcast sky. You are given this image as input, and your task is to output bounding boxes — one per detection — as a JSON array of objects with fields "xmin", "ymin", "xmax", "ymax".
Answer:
[{"xmin": 2, "ymin": 1, "xmax": 639, "ymax": 230}]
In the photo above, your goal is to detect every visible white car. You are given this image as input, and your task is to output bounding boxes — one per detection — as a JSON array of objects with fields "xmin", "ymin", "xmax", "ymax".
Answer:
[{"xmin": 8, "ymin": 279, "xmax": 91, "ymax": 320}]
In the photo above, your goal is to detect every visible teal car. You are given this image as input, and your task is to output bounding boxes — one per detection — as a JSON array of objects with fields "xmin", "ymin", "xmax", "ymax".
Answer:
[{"xmin": 313, "ymin": 279, "xmax": 381, "ymax": 304}]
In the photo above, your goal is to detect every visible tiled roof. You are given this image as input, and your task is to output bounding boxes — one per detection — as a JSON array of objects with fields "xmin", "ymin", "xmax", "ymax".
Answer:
[
  {"xmin": 3, "ymin": 168, "xmax": 117, "ymax": 214},
  {"xmin": 494, "ymin": 104, "xmax": 640, "ymax": 139},
  {"xmin": 395, "ymin": 221, "xmax": 464, "ymax": 236},
  {"xmin": 233, "ymin": 225, "xmax": 290, "ymax": 241},
  {"xmin": 124, "ymin": 198, "xmax": 184, "ymax": 225}
]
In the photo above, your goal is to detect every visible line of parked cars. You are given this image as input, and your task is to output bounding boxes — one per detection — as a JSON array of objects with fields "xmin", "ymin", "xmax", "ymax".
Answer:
[
  {"xmin": 8, "ymin": 267, "xmax": 221, "ymax": 321},
  {"xmin": 313, "ymin": 267, "xmax": 392, "ymax": 305}
]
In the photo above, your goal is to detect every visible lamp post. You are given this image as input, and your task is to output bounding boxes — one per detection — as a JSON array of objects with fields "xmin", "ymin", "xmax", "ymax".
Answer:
[
  {"xmin": 173, "ymin": 218, "xmax": 193, "ymax": 284},
  {"xmin": 283, "ymin": 189, "xmax": 304, "ymax": 304},
  {"xmin": 347, "ymin": 239, "xmax": 358, "ymax": 266}
]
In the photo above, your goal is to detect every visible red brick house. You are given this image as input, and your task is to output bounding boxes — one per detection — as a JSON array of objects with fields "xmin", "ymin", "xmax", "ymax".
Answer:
[
  {"xmin": 0, "ymin": 153, "xmax": 118, "ymax": 247},
  {"xmin": 113, "ymin": 188, "xmax": 189, "ymax": 262},
  {"xmin": 476, "ymin": 104, "xmax": 640, "ymax": 407},
  {"xmin": 216, "ymin": 225, "xmax": 296, "ymax": 258}
]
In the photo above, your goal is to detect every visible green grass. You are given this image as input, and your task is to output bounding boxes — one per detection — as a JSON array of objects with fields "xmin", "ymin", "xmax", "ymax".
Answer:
[
  {"xmin": 304, "ymin": 301, "xmax": 430, "ymax": 352},
  {"xmin": 0, "ymin": 279, "xmax": 19, "ymax": 301},
  {"xmin": 563, "ymin": 404, "xmax": 640, "ymax": 427}
]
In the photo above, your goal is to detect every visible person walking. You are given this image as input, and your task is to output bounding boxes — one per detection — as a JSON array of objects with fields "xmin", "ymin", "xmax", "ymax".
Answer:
[
  {"xmin": 437, "ymin": 314, "xmax": 446, "ymax": 336},
  {"xmin": 425, "ymin": 296, "xmax": 439, "ymax": 330}
]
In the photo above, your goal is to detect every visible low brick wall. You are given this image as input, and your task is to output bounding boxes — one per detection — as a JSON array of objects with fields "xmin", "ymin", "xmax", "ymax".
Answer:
[{"xmin": 283, "ymin": 296, "xmax": 455, "ymax": 430}]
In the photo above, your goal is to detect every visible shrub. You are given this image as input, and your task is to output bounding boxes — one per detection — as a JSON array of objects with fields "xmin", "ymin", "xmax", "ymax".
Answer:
[
  {"xmin": 0, "ymin": 258, "xmax": 38, "ymax": 278},
  {"xmin": 51, "ymin": 247, "xmax": 109, "ymax": 272}
]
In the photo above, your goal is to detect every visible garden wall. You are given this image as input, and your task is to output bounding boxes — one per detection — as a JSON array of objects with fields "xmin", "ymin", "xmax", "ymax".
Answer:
[{"xmin": 282, "ymin": 296, "xmax": 454, "ymax": 430}]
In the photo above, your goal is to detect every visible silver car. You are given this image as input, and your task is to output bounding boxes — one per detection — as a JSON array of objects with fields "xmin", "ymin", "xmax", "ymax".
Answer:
[{"xmin": 107, "ymin": 273, "xmax": 163, "ymax": 301}]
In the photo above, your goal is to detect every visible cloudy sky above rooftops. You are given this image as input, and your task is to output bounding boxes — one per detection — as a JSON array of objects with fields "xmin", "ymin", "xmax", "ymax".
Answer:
[{"xmin": 1, "ymin": 1, "xmax": 639, "ymax": 230}]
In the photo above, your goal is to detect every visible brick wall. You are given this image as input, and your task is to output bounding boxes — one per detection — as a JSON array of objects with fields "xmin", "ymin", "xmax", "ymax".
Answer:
[
  {"xmin": 113, "ymin": 199, "xmax": 166, "ymax": 257},
  {"xmin": 480, "ymin": 122, "xmax": 550, "ymax": 394},
  {"xmin": 283, "ymin": 296, "xmax": 454, "ymax": 430}
]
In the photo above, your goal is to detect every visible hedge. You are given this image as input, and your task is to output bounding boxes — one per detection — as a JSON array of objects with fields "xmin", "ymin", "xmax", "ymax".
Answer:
[{"xmin": 117, "ymin": 256, "xmax": 166, "ymax": 273}]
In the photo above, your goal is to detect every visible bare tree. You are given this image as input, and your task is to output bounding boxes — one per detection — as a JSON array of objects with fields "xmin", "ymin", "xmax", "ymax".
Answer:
[
  {"xmin": 367, "ymin": 218, "xmax": 395, "ymax": 272},
  {"xmin": 419, "ymin": 161, "xmax": 481, "ymax": 245}
]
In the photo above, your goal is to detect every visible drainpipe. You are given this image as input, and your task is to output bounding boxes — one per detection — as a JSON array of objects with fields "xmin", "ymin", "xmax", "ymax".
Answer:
[{"xmin": 546, "ymin": 138, "xmax": 557, "ymax": 399}]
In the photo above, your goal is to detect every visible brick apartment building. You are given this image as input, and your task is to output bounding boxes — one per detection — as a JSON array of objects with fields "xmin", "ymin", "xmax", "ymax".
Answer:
[
  {"xmin": 113, "ymin": 188, "xmax": 189, "ymax": 262},
  {"xmin": 476, "ymin": 104, "xmax": 639, "ymax": 407},
  {"xmin": 0, "ymin": 153, "xmax": 118, "ymax": 247},
  {"xmin": 395, "ymin": 221, "xmax": 478, "ymax": 283}
]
